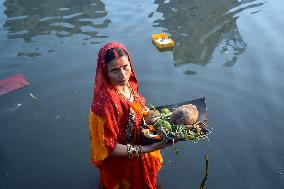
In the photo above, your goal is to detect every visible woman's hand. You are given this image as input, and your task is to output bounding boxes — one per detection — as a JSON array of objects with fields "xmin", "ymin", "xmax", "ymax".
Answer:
[
  {"xmin": 150, "ymin": 141, "xmax": 172, "ymax": 151},
  {"xmin": 110, "ymin": 140, "xmax": 178, "ymax": 157},
  {"xmin": 142, "ymin": 140, "xmax": 175, "ymax": 154}
]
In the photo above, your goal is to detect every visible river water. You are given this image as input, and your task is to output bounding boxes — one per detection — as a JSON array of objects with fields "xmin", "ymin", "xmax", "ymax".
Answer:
[{"xmin": 0, "ymin": 0, "xmax": 283, "ymax": 188}]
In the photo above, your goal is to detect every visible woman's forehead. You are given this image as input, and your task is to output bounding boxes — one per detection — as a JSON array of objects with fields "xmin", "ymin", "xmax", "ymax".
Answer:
[{"xmin": 107, "ymin": 56, "xmax": 129, "ymax": 68}]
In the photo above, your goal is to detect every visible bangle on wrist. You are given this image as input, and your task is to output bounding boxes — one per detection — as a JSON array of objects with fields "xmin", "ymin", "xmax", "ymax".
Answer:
[
  {"xmin": 138, "ymin": 145, "xmax": 142, "ymax": 157},
  {"xmin": 127, "ymin": 144, "xmax": 132, "ymax": 158},
  {"xmin": 127, "ymin": 144, "xmax": 142, "ymax": 159}
]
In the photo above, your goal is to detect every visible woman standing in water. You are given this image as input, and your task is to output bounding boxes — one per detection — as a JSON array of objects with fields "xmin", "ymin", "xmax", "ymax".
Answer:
[{"xmin": 89, "ymin": 42, "xmax": 171, "ymax": 189}]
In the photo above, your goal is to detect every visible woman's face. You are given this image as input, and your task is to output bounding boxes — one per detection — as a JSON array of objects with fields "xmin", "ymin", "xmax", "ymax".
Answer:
[{"xmin": 106, "ymin": 56, "xmax": 132, "ymax": 87}]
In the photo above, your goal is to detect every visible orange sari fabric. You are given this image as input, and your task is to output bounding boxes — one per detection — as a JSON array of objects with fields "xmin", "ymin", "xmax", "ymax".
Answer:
[{"xmin": 89, "ymin": 42, "xmax": 163, "ymax": 189}]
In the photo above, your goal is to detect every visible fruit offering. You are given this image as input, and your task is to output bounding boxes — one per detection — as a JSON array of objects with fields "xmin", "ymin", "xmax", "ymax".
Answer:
[{"xmin": 142, "ymin": 103, "xmax": 209, "ymax": 143}]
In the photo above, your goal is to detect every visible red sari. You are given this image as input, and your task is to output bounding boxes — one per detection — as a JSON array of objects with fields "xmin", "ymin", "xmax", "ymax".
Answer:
[{"xmin": 89, "ymin": 42, "xmax": 163, "ymax": 189}]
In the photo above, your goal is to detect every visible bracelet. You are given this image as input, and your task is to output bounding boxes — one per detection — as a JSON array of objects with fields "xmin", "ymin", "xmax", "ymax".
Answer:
[
  {"xmin": 126, "ymin": 144, "xmax": 142, "ymax": 159},
  {"xmin": 132, "ymin": 145, "xmax": 140, "ymax": 159},
  {"xmin": 138, "ymin": 145, "xmax": 142, "ymax": 157},
  {"xmin": 127, "ymin": 144, "xmax": 132, "ymax": 158}
]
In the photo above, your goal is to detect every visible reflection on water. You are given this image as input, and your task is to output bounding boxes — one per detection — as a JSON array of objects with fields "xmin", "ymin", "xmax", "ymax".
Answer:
[
  {"xmin": 3, "ymin": 0, "xmax": 110, "ymax": 43},
  {"xmin": 153, "ymin": 0, "xmax": 264, "ymax": 70}
]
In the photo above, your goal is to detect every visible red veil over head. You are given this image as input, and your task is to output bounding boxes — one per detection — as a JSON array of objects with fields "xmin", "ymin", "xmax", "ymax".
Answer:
[{"xmin": 91, "ymin": 42, "xmax": 139, "ymax": 113}]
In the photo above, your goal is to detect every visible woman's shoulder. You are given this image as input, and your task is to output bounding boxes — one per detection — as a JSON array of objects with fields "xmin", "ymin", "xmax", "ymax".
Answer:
[{"xmin": 92, "ymin": 90, "xmax": 115, "ymax": 110}]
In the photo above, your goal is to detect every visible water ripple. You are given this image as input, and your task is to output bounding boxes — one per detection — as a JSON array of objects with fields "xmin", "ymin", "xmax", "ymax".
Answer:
[
  {"xmin": 2, "ymin": 0, "xmax": 111, "ymax": 56},
  {"xmin": 153, "ymin": 0, "xmax": 265, "ymax": 71}
]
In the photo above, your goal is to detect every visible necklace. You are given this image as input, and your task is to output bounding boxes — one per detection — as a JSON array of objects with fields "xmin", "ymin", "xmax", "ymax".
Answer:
[{"xmin": 114, "ymin": 83, "xmax": 134, "ymax": 101}]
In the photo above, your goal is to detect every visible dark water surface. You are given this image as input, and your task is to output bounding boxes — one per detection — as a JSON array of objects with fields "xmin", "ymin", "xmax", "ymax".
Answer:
[{"xmin": 1, "ymin": 0, "xmax": 284, "ymax": 188}]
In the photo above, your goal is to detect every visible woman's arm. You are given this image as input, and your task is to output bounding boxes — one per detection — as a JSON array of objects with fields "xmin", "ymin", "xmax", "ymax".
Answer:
[{"xmin": 110, "ymin": 141, "xmax": 172, "ymax": 157}]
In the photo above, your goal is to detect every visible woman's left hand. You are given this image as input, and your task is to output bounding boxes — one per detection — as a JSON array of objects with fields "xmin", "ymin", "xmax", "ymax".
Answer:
[{"xmin": 142, "ymin": 140, "xmax": 176, "ymax": 154}]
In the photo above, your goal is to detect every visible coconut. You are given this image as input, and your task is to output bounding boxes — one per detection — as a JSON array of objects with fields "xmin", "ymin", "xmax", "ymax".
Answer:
[{"xmin": 170, "ymin": 104, "xmax": 199, "ymax": 125}]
